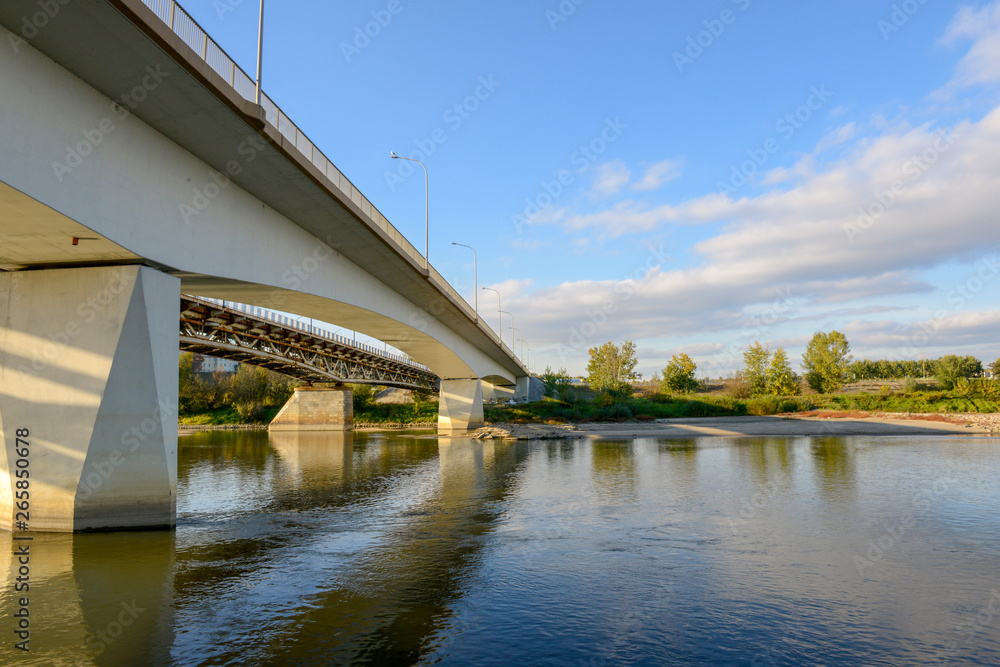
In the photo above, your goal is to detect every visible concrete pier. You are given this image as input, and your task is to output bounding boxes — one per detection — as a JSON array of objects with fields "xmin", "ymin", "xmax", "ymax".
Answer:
[
  {"xmin": 438, "ymin": 379, "xmax": 485, "ymax": 434},
  {"xmin": 269, "ymin": 386, "xmax": 354, "ymax": 431},
  {"xmin": 0, "ymin": 266, "xmax": 179, "ymax": 532}
]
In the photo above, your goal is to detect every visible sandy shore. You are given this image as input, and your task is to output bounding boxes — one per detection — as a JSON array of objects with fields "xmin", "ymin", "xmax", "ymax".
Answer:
[{"xmin": 470, "ymin": 411, "xmax": 1000, "ymax": 440}]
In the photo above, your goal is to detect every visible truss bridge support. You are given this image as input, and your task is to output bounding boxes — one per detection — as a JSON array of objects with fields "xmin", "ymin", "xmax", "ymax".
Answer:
[{"xmin": 269, "ymin": 386, "xmax": 353, "ymax": 432}]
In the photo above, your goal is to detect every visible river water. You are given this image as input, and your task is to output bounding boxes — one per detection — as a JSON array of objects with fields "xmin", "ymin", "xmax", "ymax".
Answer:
[{"xmin": 2, "ymin": 430, "xmax": 1000, "ymax": 666}]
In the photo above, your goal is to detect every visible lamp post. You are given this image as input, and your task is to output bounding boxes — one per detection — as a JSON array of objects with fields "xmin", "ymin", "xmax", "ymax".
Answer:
[
  {"xmin": 255, "ymin": 0, "xmax": 265, "ymax": 104},
  {"xmin": 528, "ymin": 348, "xmax": 534, "ymax": 374},
  {"xmin": 451, "ymin": 242, "xmax": 477, "ymax": 317},
  {"xmin": 482, "ymin": 287, "xmax": 502, "ymax": 336},
  {"xmin": 389, "ymin": 152, "xmax": 428, "ymax": 269},
  {"xmin": 513, "ymin": 328, "xmax": 525, "ymax": 363},
  {"xmin": 500, "ymin": 311, "xmax": 514, "ymax": 349}
]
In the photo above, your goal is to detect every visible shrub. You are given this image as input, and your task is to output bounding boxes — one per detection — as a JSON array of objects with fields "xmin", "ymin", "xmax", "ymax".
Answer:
[
  {"xmin": 596, "ymin": 403, "xmax": 633, "ymax": 421},
  {"xmin": 727, "ymin": 378, "xmax": 751, "ymax": 399},
  {"xmin": 352, "ymin": 384, "xmax": 377, "ymax": 411},
  {"xmin": 745, "ymin": 396, "xmax": 781, "ymax": 415}
]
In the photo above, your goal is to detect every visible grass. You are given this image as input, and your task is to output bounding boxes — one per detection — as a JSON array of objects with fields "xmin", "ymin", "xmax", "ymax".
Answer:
[
  {"xmin": 179, "ymin": 406, "xmax": 283, "ymax": 425},
  {"xmin": 484, "ymin": 394, "xmax": 818, "ymax": 424},
  {"xmin": 180, "ymin": 402, "xmax": 439, "ymax": 426},
  {"xmin": 180, "ymin": 383, "xmax": 1000, "ymax": 427},
  {"xmin": 817, "ymin": 392, "xmax": 1000, "ymax": 414},
  {"xmin": 353, "ymin": 402, "xmax": 439, "ymax": 424}
]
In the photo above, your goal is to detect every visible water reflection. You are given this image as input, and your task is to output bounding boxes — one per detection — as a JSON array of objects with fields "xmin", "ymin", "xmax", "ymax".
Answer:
[
  {"xmin": 0, "ymin": 531, "xmax": 175, "ymax": 667},
  {"xmin": 0, "ymin": 433, "xmax": 997, "ymax": 665}
]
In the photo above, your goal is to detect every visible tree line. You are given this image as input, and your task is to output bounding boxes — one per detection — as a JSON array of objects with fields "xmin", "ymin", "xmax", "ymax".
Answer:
[{"xmin": 541, "ymin": 332, "xmax": 998, "ymax": 399}]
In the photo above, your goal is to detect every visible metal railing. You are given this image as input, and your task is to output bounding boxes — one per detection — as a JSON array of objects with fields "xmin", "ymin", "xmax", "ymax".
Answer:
[
  {"xmin": 139, "ymin": 0, "xmax": 523, "ymax": 370},
  {"xmin": 140, "ymin": 0, "xmax": 431, "ymax": 272},
  {"xmin": 194, "ymin": 296, "xmax": 430, "ymax": 371}
]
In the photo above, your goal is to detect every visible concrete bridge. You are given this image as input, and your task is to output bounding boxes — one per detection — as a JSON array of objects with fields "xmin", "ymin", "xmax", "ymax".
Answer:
[{"xmin": 0, "ymin": 0, "xmax": 529, "ymax": 531}]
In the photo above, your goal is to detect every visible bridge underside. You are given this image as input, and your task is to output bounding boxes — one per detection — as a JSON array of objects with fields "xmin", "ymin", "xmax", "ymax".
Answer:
[{"xmin": 0, "ymin": 5, "xmax": 528, "ymax": 532}]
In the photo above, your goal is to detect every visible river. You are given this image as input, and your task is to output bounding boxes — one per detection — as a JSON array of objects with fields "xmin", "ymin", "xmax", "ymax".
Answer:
[{"xmin": 2, "ymin": 430, "xmax": 999, "ymax": 665}]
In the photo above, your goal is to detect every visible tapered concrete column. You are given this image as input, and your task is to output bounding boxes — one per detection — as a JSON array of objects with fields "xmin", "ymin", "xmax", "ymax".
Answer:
[
  {"xmin": 438, "ymin": 379, "xmax": 484, "ymax": 434},
  {"xmin": 0, "ymin": 266, "xmax": 180, "ymax": 532},
  {"xmin": 516, "ymin": 376, "xmax": 530, "ymax": 400},
  {"xmin": 269, "ymin": 386, "xmax": 353, "ymax": 431}
]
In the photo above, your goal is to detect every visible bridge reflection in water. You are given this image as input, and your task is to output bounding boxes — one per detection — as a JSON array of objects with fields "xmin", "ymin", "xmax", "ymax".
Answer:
[
  {"xmin": 3, "ymin": 434, "xmax": 999, "ymax": 665},
  {"xmin": 0, "ymin": 431, "xmax": 526, "ymax": 666}
]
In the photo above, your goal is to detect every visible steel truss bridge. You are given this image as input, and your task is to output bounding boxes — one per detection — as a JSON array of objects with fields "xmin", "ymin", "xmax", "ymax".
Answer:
[{"xmin": 179, "ymin": 295, "xmax": 440, "ymax": 391}]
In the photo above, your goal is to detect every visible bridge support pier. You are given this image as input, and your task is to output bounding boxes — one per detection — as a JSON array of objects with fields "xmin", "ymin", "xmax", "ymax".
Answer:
[
  {"xmin": 0, "ymin": 266, "xmax": 180, "ymax": 532},
  {"xmin": 516, "ymin": 376, "xmax": 530, "ymax": 401},
  {"xmin": 438, "ymin": 379, "xmax": 484, "ymax": 434},
  {"xmin": 269, "ymin": 386, "xmax": 353, "ymax": 431}
]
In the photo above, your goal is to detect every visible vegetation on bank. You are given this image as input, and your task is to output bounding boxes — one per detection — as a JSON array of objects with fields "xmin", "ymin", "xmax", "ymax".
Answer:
[
  {"xmin": 179, "ymin": 328, "xmax": 1000, "ymax": 426},
  {"xmin": 350, "ymin": 385, "xmax": 438, "ymax": 424},
  {"xmin": 179, "ymin": 353, "xmax": 295, "ymax": 425}
]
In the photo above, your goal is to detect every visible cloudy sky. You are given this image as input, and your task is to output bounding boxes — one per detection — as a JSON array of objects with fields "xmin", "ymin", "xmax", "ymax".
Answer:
[{"xmin": 190, "ymin": 0, "xmax": 1000, "ymax": 378}]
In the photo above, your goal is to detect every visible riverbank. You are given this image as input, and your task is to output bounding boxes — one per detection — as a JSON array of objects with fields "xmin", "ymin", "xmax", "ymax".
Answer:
[
  {"xmin": 179, "ymin": 410, "xmax": 1000, "ymax": 438},
  {"xmin": 462, "ymin": 411, "xmax": 1000, "ymax": 440}
]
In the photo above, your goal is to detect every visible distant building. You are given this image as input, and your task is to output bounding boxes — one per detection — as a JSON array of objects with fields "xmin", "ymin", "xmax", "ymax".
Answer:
[{"xmin": 196, "ymin": 355, "xmax": 239, "ymax": 374}]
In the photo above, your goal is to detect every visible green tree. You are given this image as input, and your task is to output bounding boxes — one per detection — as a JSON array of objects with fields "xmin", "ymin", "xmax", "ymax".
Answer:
[
  {"xmin": 934, "ymin": 354, "xmax": 983, "ymax": 389},
  {"xmin": 801, "ymin": 330, "xmax": 853, "ymax": 393},
  {"xmin": 742, "ymin": 341, "xmax": 771, "ymax": 396},
  {"xmin": 586, "ymin": 340, "xmax": 640, "ymax": 395},
  {"xmin": 540, "ymin": 366, "xmax": 572, "ymax": 397},
  {"xmin": 662, "ymin": 353, "xmax": 699, "ymax": 393},
  {"xmin": 987, "ymin": 357, "xmax": 1000, "ymax": 379},
  {"xmin": 766, "ymin": 348, "xmax": 799, "ymax": 395}
]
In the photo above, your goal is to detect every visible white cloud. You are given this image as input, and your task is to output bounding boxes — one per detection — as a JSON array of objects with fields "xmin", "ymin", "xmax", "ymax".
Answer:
[
  {"xmin": 511, "ymin": 6, "xmax": 1000, "ymax": 373},
  {"xmin": 940, "ymin": 0, "xmax": 1000, "ymax": 90},
  {"xmin": 513, "ymin": 105, "xmax": 1000, "ymax": 371},
  {"xmin": 630, "ymin": 159, "xmax": 683, "ymax": 191},
  {"xmin": 590, "ymin": 160, "xmax": 631, "ymax": 196},
  {"xmin": 814, "ymin": 122, "xmax": 859, "ymax": 154}
]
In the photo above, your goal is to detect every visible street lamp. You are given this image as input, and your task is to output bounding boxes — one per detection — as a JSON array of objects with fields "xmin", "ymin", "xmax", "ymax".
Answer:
[
  {"xmin": 513, "ymin": 328, "xmax": 525, "ymax": 363},
  {"xmin": 255, "ymin": 0, "xmax": 265, "ymax": 104},
  {"xmin": 528, "ymin": 348, "xmax": 534, "ymax": 373},
  {"xmin": 451, "ymin": 242, "xmax": 477, "ymax": 317},
  {"xmin": 389, "ymin": 152, "xmax": 428, "ymax": 269},
  {"xmin": 500, "ymin": 311, "xmax": 514, "ymax": 349},
  {"xmin": 482, "ymin": 287, "xmax": 502, "ymax": 336}
]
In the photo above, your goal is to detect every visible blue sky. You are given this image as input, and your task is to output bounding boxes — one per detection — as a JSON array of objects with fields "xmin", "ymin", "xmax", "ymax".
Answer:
[{"xmin": 186, "ymin": 0, "xmax": 1000, "ymax": 378}]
